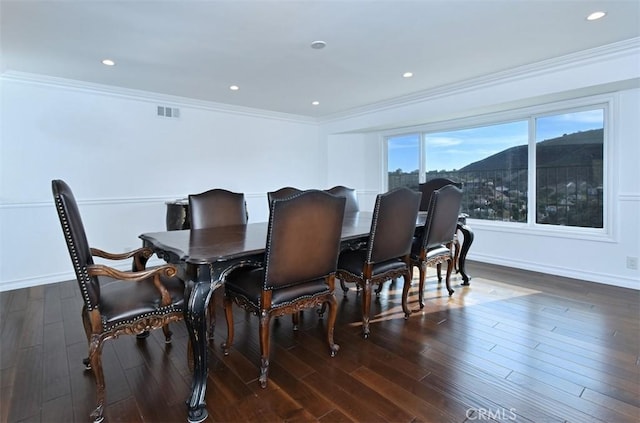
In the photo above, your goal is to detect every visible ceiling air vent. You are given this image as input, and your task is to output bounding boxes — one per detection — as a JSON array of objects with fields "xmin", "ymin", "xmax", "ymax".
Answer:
[{"xmin": 157, "ymin": 106, "xmax": 180, "ymax": 119}]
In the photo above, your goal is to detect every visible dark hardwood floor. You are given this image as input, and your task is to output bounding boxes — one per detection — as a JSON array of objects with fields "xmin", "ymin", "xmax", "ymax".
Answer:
[{"xmin": 1, "ymin": 262, "xmax": 638, "ymax": 422}]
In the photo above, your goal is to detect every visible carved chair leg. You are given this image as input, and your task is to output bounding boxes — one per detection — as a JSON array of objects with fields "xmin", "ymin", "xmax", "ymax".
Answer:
[
  {"xmin": 445, "ymin": 259, "xmax": 455, "ymax": 296},
  {"xmin": 258, "ymin": 312, "xmax": 272, "ymax": 388},
  {"xmin": 135, "ymin": 331, "xmax": 150, "ymax": 340},
  {"xmin": 418, "ymin": 264, "xmax": 426, "ymax": 309},
  {"xmin": 453, "ymin": 236, "xmax": 461, "ymax": 273},
  {"xmin": 361, "ymin": 281, "xmax": 372, "ymax": 339},
  {"xmin": 292, "ymin": 312, "xmax": 300, "ymax": 330},
  {"xmin": 436, "ymin": 263, "xmax": 443, "ymax": 282},
  {"xmin": 221, "ymin": 295, "xmax": 235, "ymax": 356},
  {"xmin": 162, "ymin": 324, "xmax": 173, "ymax": 343},
  {"xmin": 401, "ymin": 270, "xmax": 412, "ymax": 319},
  {"xmin": 88, "ymin": 336, "xmax": 106, "ymax": 423},
  {"xmin": 317, "ymin": 302, "xmax": 327, "ymax": 318},
  {"xmin": 324, "ymin": 294, "xmax": 340, "ymax": 357},
  {"xmin": 339, "ymin": 278, "xmax": 349, "ymax": 297},
  {"xmin": 81, "ymin": 310, "xmax": 93, "ymax": 369},
  {"xmin": 375, "ymin": 282, "xmax": 384, "ymax": 298}
]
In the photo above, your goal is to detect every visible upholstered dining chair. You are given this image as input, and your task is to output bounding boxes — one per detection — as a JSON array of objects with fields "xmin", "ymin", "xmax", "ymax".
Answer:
[
  {"xmin": 418, "ymin": 178, "xmax": 463, "ymax": 278},
  {"xmin": 418, "ymin": 178, "xmax": 462, "ymax": 212},
  {"xmin": 336, "ymin": 187, "xmax": 421, "ymax": 339},
  {"xmin": 51, "ymin": 180, "xmax": 185, "ymax": 423},
  {"xmin": 188, "ymin": 188, "xmax": 248, "ymax": 229},
  {"xmin": 267, "ymin": 186, "xmax": 302, "ymax": 205},
  {"xmin": 326, "ymin": 185, "xmax": 359, "ymax": 215},
  {"xmin": 221, "ymin": 190, "xmax": 345, "ymax": 388},
  {"xmin": 411, "ymin": 184, "xmax": 463, "ymax": 307},
  {"xmin": 188, "ymin": 188, "xmax": 249, "ymax": 340}
]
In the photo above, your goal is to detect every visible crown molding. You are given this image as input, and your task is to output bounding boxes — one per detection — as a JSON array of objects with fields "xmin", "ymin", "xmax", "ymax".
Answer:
[
  {"xmin": 319, "ymin": 37, "xmax": 640, "ymax": 123},
  {"xmin": 0, "ymin": 70, "xmax": 318, "ymax": 125}
]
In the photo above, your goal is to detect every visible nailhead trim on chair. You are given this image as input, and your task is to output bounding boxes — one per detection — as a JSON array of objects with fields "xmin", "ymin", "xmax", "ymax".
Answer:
[
  {"xmin": 55, "ymin": 195, "xmax": 96, "ymax": 310},
  {"xmin": 366, "ymin": 197, "xmax": 382, "ymax": 263},
  {"xmin": 102, "ymin": 304, "xmax": 184, "ymax": 332}
]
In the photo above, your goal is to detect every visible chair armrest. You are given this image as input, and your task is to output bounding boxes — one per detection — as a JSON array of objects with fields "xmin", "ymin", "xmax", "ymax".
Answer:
[
  {"xmin": 87, "ymin": 263, "xmax": 178, "ymax": 306},
  {"xmin": 219, "ymin": 259, "xmax": 264, "ymax": 282},
  {"xmin": 91, "ymin": 247, "xmax": 153, "ymax": 271}
]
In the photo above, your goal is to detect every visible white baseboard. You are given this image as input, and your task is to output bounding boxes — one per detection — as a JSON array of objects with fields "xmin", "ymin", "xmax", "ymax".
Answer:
[{"xmin": 469, "ymin": 253, "xmax": 640, "ymax": 290}]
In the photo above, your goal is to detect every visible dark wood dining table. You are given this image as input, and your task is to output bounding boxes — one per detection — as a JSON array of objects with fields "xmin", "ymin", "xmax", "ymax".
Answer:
[{"xmin": 139, "ymin": 211, "xmax": 471, "ymax": 422}]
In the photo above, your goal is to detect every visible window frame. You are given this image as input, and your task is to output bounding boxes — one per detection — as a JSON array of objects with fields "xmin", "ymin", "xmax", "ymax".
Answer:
[{"xmin": 383, "ymin": 93, "xmax": 616, "ymax": 242}]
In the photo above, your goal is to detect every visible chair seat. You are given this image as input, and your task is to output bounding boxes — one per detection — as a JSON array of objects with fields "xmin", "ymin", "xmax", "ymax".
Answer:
[
  {"xmin": 99, "ymin": 274, "xmax": 184, "ymax": 330},
  {"xmin": 225, "ymin": 265, "xmax": 331, "ymax": 308},
  {"xmin": 337, "ymin": 248, "xmax": 407, "ymax": 278},
  {"xmin": 411, "ymin": 241, "xmax": 451, "ymax": 261},
  {"xmin": 425, "ymin": 245, "xmax": 451, "ymax": 260}
]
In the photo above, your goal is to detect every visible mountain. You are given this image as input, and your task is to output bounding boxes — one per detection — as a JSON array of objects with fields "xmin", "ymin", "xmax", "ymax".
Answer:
[{"xmin": 459, "ymin": 129, "xmax": 603, "ymax": 172}]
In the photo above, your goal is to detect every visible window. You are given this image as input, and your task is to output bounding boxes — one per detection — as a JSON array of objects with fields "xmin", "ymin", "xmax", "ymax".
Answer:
[
  {"xmin": 535, "ymin": 110, "xmax": 604, "ymax": 228},
  {"xmin": 387, "ymin": 134, "xmax": 420, "ymax": 191},
  {"xmin": 386, "ymin": 103, "xmax": 606, "ymax": 230},
  {"xmin": 424, "ymin": 121, "xmax": 528, "ymax": 222}
]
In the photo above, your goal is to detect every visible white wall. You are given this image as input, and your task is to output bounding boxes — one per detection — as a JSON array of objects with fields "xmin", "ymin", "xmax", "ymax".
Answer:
[
  {"xmin": 0, "ymin": 75, "xmax": 324, "ymax": 291},
  {"xmin": 2, "ymin": 40, "xmax": 638, "ymax": 292},
  {"xmin": 322, "ymin": 41, "xmax": 640, "ymax": 289}
]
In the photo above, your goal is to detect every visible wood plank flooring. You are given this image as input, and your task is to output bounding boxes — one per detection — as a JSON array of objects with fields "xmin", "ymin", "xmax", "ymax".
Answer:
[{"xmin": 1, "ymin": 262, "xmax": 638, "ymax": 422}]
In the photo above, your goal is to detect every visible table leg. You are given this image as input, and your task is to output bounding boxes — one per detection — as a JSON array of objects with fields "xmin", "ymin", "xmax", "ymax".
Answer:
[
  {"xmin": 457, "ymin": 223, "xmax": 474, "ymax": 285},
  {"xmin": 184, "ymin": 279, "xmax": 212, "ymax": 423}
]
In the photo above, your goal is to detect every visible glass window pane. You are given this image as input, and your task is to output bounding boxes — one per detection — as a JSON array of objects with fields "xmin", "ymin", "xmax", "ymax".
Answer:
[
  {"xmin": 388, "ymin": 134, "xmax": 420, "ymax": 190},
  {"xmin": 535, "ymin": 109, "xmax": 604, "ymax": 228},
  {"xmin": 424, "ymin": 121, "xmax": 528, "ymax": 222}
]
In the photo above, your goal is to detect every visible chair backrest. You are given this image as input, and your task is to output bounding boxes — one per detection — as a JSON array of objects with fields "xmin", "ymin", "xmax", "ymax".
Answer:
[
  {"xmin": 267, "ymin": 187, "xmax": 302, "ymax": 205},
  {"xmin": 418, "ymin": 178, "xmax": 462, "ymax": 211},
  {"xmin": 325, "ymin": 185, "xmax": 359, "ymax": 214},
  {"xmin": 264, "ymin": 190, "xmax": 346, "ymax": 290},
  {"xmin": 367, "ymin": 187, "xmax": 422, "ymax": 263},
  {"xmin": 51, "ymin": 180, "xmax": 100, "ymax": 310},
  {"xmin": 421, "ymin": 185, "xmax": 463, "ymax": 250},
  {"xmin": 188, "ymin": 188, "xmax": 248, "ymax": 229}
]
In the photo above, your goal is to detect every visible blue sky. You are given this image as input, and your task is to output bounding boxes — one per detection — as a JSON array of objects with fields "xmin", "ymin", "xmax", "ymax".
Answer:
[{"xmin": 388, "ymin": 109, "xmax": 604, "ymax": 172}]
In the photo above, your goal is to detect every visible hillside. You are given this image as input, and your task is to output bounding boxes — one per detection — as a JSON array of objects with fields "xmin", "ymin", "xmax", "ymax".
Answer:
[{"xmin": 459, "ymin": 128, "xmax": 603, "ymax": 171}]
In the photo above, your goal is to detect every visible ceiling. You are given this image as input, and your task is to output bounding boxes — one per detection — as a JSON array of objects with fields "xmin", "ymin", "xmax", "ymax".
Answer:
[{"xmin": 2, "ymin": 0, "xmax": 639, "ymax": 118}]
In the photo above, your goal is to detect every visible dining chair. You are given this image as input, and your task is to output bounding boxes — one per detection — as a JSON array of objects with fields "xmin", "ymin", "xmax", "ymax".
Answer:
[
  {"xmin": 221, "ymin": 190, "xmax": 345, "ymax": 388},
  {"xmin": 188, "ymin": 188, "xmax": 249, "ymax": 340},
  {"xmin": 336, "ymin": 187, "xmax": 421, "ymax": 339},
  {"xmin": 325, "ymin": 185, "xmax": 359, "ymax": 214},
  {"xmin": 267, "ymin": 186, "xmax": 302, "ymax": 204},
  {"xmin": 411, "ymin": 184, "xmax": 463, "ymax": 307},
  {"xmin": 188, "ymin": 188, "xmax": 248, "ymax": 229},
  {"xmin": 51, "ymin": 180, "xmax": 185, "ymax": 423},
  {"xmin": 418, "ymin": 178, "xmax": 463, "ymax": 278}
]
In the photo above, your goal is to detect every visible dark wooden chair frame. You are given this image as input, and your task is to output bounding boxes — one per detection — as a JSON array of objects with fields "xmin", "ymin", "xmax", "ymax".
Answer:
[
  {"xmin": 221, "ymin": 190, "xmax": 345, "ymax": 388},
  {"xmin": 52, "ymin": 180, "xmax": 184, "ymax": 423},
  {"xmin": 418, "ymin": 178, "xmax": 464, "ymax": 278},
  {"xmin": 411, "ymin": 184, "xmax": 464, "ymax": 306},
  {"xmin": 336, "ymin": 187, "xmax": 421, "ymax": 338}
]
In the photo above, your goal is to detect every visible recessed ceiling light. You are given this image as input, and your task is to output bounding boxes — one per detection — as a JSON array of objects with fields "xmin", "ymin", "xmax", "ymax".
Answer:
[
  {"xmin": 101, "ymin": 59, "xmax": 115, "ymax": 66},
  {"xmin": 310, "ymin": 40, "xmax": 326, "ymax": 50},
  {"xmin": 402, "ymin": 72, "xmax": 414, "ymax": 78},
  {"xmin": 311, "ymin": 101, "xmax": 320, "ymax": 106},
  {"xmin": 587, "ymin": 11, "xmax": 606, "ymax": 21},
  {"xmin": 229, "ymin": 85, "xmax": 240, "ymax": 91}
]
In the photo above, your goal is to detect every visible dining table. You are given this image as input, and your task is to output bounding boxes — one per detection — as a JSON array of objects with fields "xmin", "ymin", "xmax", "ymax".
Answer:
[{"xmin": 139, "ymin": 210, "xmax": 471, "ymax": 422}]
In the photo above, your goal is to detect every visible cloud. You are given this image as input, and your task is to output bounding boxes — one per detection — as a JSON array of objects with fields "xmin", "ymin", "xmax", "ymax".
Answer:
[{"xmin": 427, "ymin": 137, "xmax": 463, "ymax": 147}]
